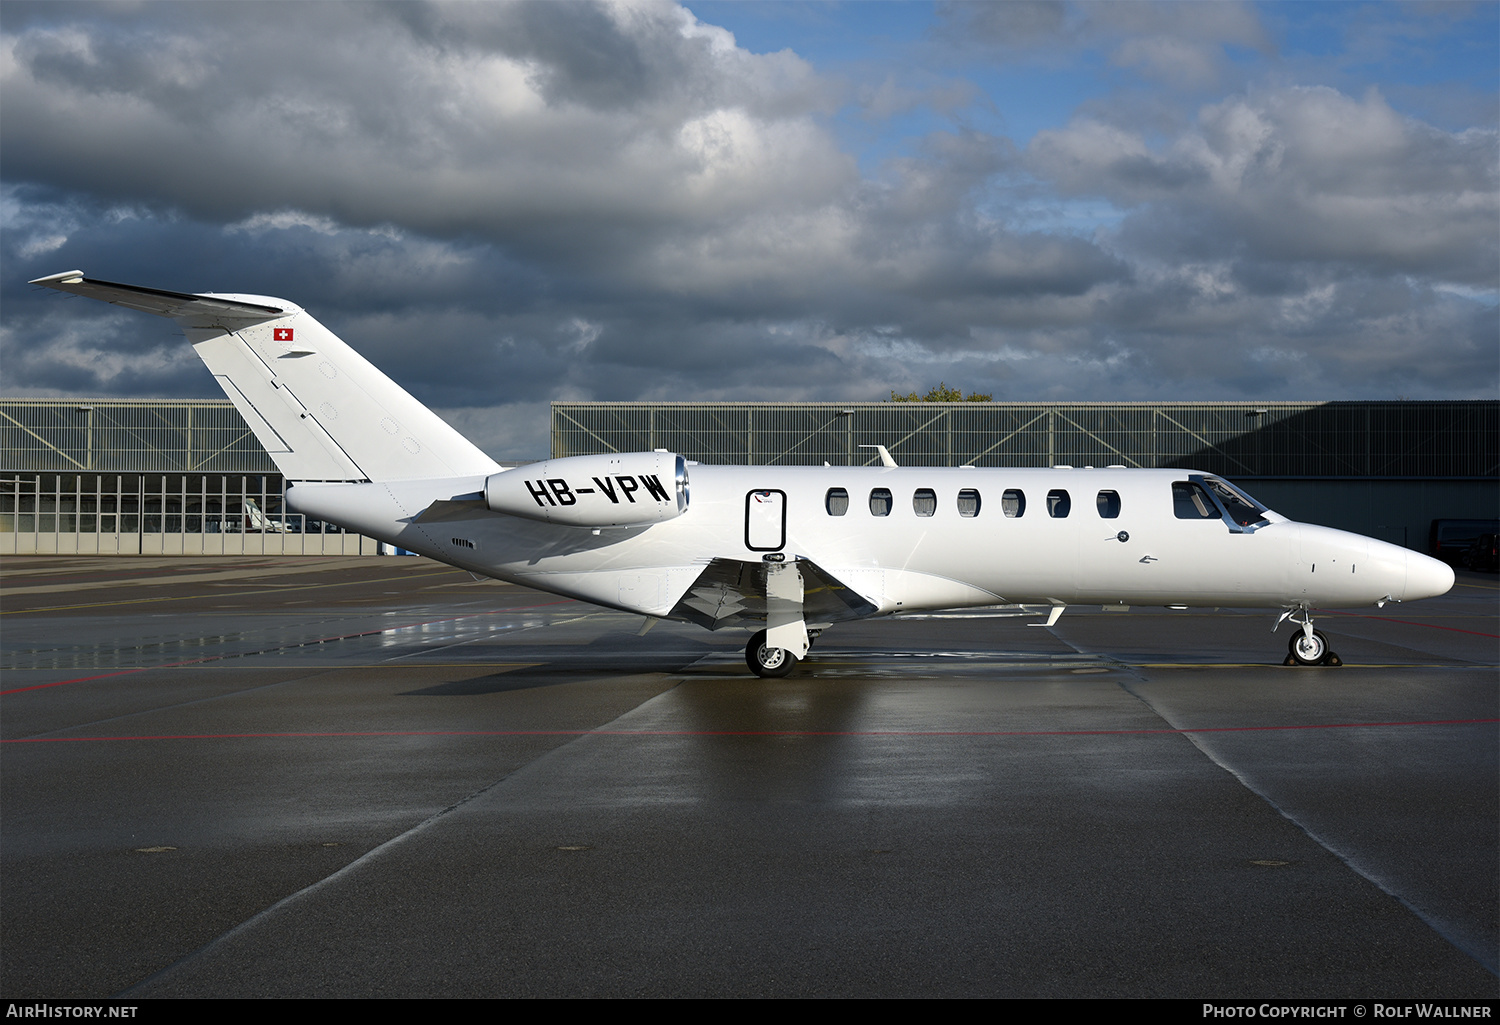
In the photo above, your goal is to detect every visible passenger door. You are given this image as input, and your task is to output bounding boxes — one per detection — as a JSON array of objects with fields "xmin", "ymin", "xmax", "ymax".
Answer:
[{"xmin": 745, "ymin": 489, "xmax": 786, "ymax": 552}]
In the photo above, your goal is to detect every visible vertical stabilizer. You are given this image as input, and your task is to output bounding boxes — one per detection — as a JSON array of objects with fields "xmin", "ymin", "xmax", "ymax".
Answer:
[{"xmin": 29, "ymin": 272, "xmax": 500, "ymax": 482}]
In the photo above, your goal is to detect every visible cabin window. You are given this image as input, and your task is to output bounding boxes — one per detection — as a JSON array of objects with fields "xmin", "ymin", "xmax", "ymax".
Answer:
[
  {"xmin": 869, "ymin": 488, "xmax": 892, "ymax": 517},
  {"xmin": 1096, "ymin": 490, "xmax": 1121, "ymax": 518},
  {"xmin": 826, "ymin": 488, "xmax": 848, "ymax": 516},
  {"xmin": 913, "ymin": 488, "xmax": 937, "ymax": 517},
  {"xmin": 1173, "ymin": 481, "xmax": 1219, "ymax": 519},
  {"xmin": 1002, "ymin": 489, "xmax": 1025, "ymax": 518},
  {"xmin": 957, "ymin": 489, "xmax": 981, "ymax": 518},
  {"xmin": 1047, "ymin": 489, "xmax": 1071, "ymax": 518}
]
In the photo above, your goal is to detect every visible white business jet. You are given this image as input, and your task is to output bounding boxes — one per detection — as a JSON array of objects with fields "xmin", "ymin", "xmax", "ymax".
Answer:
[{"xmin": 30, "ymin": 271, "xmax": 1454, "ymax": 676}]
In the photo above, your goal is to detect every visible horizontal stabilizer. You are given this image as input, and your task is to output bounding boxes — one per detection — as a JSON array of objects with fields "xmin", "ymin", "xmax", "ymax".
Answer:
[{"xmin": 29, "ymin": 271, "xmax": 285, "ymax": 327}]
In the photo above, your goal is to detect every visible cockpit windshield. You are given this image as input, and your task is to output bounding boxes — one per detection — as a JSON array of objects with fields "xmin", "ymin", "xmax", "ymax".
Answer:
[{"xmin": 1202, "ymin": 476, "xmax": 1269, "ymax": 529}]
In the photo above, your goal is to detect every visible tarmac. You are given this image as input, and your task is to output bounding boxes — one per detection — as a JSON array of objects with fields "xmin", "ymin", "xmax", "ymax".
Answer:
[{"xmin": 2, "ymin": 555, "xmax": 1496, "ymax": 998}]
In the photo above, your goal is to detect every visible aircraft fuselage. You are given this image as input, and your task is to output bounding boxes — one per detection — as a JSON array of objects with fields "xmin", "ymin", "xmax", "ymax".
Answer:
[{"xmin": 287, "ymin": 464, "xmax": 1450, "ymax": 624}]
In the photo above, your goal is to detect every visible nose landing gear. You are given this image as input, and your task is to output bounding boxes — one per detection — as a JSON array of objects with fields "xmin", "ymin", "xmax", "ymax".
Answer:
[{"xmin": 1277, "ymin": 607, "xmax": 1342, "ymax": 667}]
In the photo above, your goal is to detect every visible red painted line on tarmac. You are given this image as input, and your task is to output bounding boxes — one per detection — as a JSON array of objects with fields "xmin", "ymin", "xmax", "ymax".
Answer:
[
  {"xmin": 0, "ymin": 600, "xmax": 582, "ymax": 695},
  {"xmin": 5, "ymin": 718, "xmax": 1495, "ymax": 744},
  {"xmin": 1318, "ymin": 608, "xmax": 1500, "ymax": 638},
  {"xmin": 0, "ymin": 667, "xmax": 153, "ymax": 694}
]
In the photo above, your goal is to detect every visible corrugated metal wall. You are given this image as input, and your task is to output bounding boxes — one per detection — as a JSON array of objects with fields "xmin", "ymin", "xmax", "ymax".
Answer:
[
  {"xmin": 552, "ymin": 401, "xmax": 1499, "ymax": 477},
  {"xmin": 8, "ymin": 398, "xmax": 1492, "ymax": 478},
  {"xmin": 0, "ymin": 399, "xmax": 277, "ymax": 473}
]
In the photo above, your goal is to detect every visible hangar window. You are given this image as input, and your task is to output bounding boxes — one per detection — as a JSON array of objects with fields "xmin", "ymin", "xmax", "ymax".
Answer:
[
  {"xmin": 825, "ymin": 488, "xmax": 848, "ymax": 516},
  {"xmin": 1002, "ymin": 489, "xmax": 1026, "ymax": 518},
  {"xmin": 1047, "ymin": 489, "xmax": 1071, "ymax": 518},
  {"xmin": 913, "ymin": 488, "xmax": 937, "ymax": 517},
  {"xmin": 957, "ymin": 489, "xmax": 981, "ymax": 518},
  {"xmin": 1173, "ymin": 481, "xmax": 1219, "ymax": 519},
  {"xmin": 869, "ymin": 488, "xmax": 892, "ymax": 517},
  {"xmin": 1096, "ymin": 490, "xmax": 1121, "ymax": 519}
]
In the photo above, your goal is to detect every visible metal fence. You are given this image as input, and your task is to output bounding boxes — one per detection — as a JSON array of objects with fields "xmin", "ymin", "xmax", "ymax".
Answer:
[{"xmin": 552, "ymin": 401, "xmax": 1499, "ymax": 477}]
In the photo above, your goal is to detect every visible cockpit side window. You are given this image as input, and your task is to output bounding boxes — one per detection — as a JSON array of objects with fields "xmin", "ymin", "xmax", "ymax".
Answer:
[
  {"xmin": 1172, "ymin": 481, "xmax": 1218, "ymax": 519},
  {"xmin": 1203, "ymin": 477, "xmax": 1268, "ymax": 529}
]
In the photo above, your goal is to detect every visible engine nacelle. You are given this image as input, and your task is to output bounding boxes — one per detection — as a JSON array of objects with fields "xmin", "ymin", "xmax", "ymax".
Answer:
[{"xmin": 484, "ymin": 451, "xmax": 689, "ymax": 527}]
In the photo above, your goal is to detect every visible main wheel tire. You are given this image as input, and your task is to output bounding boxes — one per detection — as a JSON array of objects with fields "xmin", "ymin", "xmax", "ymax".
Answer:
[
  {"xmin": 746, "ymin": 629, "xmax": 798, "ymax": 678},
  {"xmin": 1288, "ymin": 628, "xmax": 1330, "ymax": 666}
]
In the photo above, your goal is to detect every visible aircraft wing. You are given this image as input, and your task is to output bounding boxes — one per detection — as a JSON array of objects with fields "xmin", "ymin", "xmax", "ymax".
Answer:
[
  {"xmin": 668, "ymin": 556, "xmax": 879, "ymax": 631},
  {"xmin": 29, "ymin": 271, "xmax": 286, "ymax": 327}
]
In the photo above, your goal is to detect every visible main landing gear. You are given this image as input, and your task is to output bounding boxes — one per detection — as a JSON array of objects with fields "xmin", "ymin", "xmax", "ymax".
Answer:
[
  {"xmin": 1278, "ymin": 607, "xmax": 1342, "ymax": 667},
  {"xmin": 744, "ymin": 628, "xmax": 821, "ymax": 678},
  {"xmin": 746, "ymin": 629, "xmax": 797, "ymax": 677}
]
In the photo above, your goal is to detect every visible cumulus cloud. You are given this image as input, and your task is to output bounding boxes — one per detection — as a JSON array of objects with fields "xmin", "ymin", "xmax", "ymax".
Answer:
[
  {"xmin": 1, "ymin": 2, "xmax": 1493, "ymax": 457},
  {"xmin": 1, "ymin": 2, "xmax": 845, "ymax": 250},
  {"xmin": 935, "ymin": 0, "xmax": 1271, "ymax": 89},
  {"xmin": 1030, "ymin": 85, "xmax": 1498, "ymax": 282}
]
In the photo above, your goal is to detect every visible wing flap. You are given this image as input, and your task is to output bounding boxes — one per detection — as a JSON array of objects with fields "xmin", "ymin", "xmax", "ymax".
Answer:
[{"xmin": 667, "ymin": 557, "xmax": 879, "ymax": 631}]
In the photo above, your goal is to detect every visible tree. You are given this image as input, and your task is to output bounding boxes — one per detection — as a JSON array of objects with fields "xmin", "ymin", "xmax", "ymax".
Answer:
[{"xmin": 889, "ymin": 382, "xmax": 992, "ymax": 402}]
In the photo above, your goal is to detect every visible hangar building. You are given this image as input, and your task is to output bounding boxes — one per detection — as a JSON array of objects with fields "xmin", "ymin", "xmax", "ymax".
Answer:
[
  {"xmin": 2, "ymin": 398, "xmax": 1495, "ymax": 557},
  {"xmin": 0, "ymin": 398, "xmax": 374, "ymax": 556},
  {"xmin": 555, "ymin": 400, "xmax": 1496, "ymax": 553}
]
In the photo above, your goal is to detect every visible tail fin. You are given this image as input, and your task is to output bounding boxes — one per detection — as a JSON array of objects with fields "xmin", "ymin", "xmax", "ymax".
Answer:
[
  {"xmin": 30, "ymin": 271, "xmax": 499, "ymax": 482},
  {"xmin": 242, "ymin": 497, "xmax": 287, "ymax": 532}
]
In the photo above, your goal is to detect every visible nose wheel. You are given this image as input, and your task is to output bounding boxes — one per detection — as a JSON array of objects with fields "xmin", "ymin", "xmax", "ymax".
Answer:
[
  {"xmin": 746, "ymin": 629, "xmax": 799, "ymax": 678},
  {"xmin": 1288, "ymin": 627, "xmax": 1333, "ymax": 666},
  {"xmin": 1278, "ymin": 609, "xmax": 1342, "ymax": 667}
]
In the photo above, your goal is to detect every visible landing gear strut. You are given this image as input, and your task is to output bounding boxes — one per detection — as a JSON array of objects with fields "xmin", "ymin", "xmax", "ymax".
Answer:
[
  {"xmin": 746, "ymin": 629, "xmax": 798, "ymax": 678},
  {"xmin": 1278, "ymin": 607, "xmax": 1342, "ymax": 667}
]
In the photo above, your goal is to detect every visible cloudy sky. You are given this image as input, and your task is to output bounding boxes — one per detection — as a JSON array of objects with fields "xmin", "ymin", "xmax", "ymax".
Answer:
[{"xmin": 3, "ymin": 1, "xmax": 1495, "ymax": 458}]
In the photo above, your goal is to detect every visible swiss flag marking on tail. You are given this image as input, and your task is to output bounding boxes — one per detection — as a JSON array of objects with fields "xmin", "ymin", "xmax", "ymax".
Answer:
[{"xmin": 274, "ymin": 328, "xmax": 294, "ymax": 342}]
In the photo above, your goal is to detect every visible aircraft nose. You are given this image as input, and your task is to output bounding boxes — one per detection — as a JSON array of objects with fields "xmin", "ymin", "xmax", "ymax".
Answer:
[{"xmin": 1403, "ymin": 550, "xmax": 1455, "ymax": 601}]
